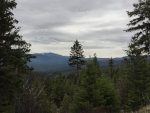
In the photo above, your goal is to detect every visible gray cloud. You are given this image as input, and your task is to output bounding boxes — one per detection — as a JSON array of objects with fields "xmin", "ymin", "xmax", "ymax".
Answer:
[
  {"xmin": 84, "ymin": 45, "xmax": 111, "ymax": 49},
  {"xmin": 14, "ymin": 0, "xmax": 136, "ymax": 57}
]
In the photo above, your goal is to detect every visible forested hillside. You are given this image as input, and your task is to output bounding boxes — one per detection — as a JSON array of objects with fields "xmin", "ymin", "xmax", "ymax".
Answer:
[
  {"xmin": 29, "ymin": 53, "xmax": 124, "ymax": 72},
  {"xmin": 1, "ymin": 0, "xmax": 150, "ymax": 113}
]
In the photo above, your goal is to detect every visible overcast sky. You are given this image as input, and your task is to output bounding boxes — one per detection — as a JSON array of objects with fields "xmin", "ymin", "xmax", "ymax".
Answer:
[{"xmin": 14, "ymin": 0, "xmax": 136, "ymax": 58}]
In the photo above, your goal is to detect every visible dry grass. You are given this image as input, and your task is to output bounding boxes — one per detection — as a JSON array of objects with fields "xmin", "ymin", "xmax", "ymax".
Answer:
[{"xmin": 127, "ymin": 105, "xmax": 150, "ymax": 113}]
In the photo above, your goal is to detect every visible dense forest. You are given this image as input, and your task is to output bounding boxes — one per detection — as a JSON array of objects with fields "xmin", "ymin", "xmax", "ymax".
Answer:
[{"xmin": 0, "ymin": 0, "xmax": 150, "ymax": 113}]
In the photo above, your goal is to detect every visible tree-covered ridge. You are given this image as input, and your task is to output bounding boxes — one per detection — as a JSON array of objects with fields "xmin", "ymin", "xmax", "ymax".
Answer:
[{"xmin": 29, "ymin": 53, "xmax": 124, "ymax": 72}]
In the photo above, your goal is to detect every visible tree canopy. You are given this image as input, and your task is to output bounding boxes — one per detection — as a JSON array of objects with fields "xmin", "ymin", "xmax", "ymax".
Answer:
[
  {"xmin": 69, "ymin": 40, "xmax": 85, "ymax": 71},
  {"xmin": 0, "ymin": 0, "xmax": 33, "ymax": 112},
  {"xmin": 126, "ymin": 0, "xmax": 150, "ymax": 55}
]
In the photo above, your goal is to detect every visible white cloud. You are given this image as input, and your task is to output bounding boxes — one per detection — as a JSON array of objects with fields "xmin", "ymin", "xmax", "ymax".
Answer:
[{"xmin": 14, "ymin": 0, "xmax": 136, "ymax": 57}]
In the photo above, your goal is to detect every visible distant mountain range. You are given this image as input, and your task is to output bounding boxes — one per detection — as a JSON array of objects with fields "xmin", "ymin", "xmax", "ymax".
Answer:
[{"xmin": 28, "ymin": 53, "xmax": 125, "ymax": 72}]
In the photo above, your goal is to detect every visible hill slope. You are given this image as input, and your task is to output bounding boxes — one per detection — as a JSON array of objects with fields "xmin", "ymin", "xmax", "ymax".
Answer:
[{"xmin": 28, "ymin": 53, "xmax": 124, "ymax": 72}]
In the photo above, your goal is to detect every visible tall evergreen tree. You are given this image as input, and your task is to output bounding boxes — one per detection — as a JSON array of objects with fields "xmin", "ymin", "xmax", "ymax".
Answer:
[
  {"xmin": 72, "ymin": 59, "xmax": 120, "ymax": 113},
  {"xmin": 93, "ymin": 53, "xmax": 101, "ymax": 76},
  {"xmin": 125, "ymin": 44, "xmax": 150, "ymax": 111},
  {"xmin": 126, "ymin": 0, "xmax": 150, "ymax": 55},
  {"xmin": 52, "ymin": 75, "xmax": 66, "ymax": 107},
  {"xmin": 72, "ymin": 61, "xmax": 100, "ymax": 113},
  {"xmin": 69, "ymin": 40, "xmax": 85, "ymax": 73},
  {"xmin": 109, "ymin": 57, "xmax": 114, "ymax": 79},
  {"xmin": 94, "ymin": 76, "xmax": 120, "ymax": 113},
  {"xmin": 124, "ymin": 0, "xmax": 150, "ymax": 111},
  {"xmin": 0, "ymin": 0, "xmax": 33, "ymax": 112}
]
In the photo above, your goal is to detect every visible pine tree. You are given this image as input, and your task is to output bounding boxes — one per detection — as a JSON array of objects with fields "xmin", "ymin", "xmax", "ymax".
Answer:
[
  {"xmin": 126, "ymin": 0, "xmax": 150, "ymax": 55},
  {"xmin": 69, "ymin": 40, "xmax": 85, "ymax": 72},
  {"xmin": 72, "ymin": 60, "xmax": 120, "ymax": 113},
  {"xmin": 93, "ymin": 53, "xmax": 101, "ymax": 76},
  {"xmin": 52, "ymin": 75, "xmax": 66, "ymax": 107},
  {"xmin": 0, "ymin": 0, "xmax": 33, "ymax": 112},
  {"xmin": 72, "ymin": 61, "xmax": 99, "ymax": 113},
  {"xmin": 0, "ymin": 0, "xmax": 33, "ymax": 71},
  {"xmin": 94, "ymin": 76, "xmax": 120, "ymax": 113},
  {"xmin": 109, "ymin": 57, "xmax": 114, "ymax": 79},
  {"xmin": 124, "ymin": 0, "xmax": 150, "ymax": 111},
  {"xmin": 125, "ymin": 45, "xmax": 150, "ymax": 111}
]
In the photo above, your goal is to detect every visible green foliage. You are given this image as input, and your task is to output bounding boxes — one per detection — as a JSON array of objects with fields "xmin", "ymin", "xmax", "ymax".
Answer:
[
  {"xmin": 124, "ymin": 30, "xmax": 150, "ymax": 111},
  {"xmin": 15, "ymin": 77, "xmax": 51, "ymax": 113},
  {"xmin": 64, "ymin": 79, "xmax": 74, "ymax": 96},
  {"xmin": 52, "ymin": 75, "xmax": 66, "ymax": 107},
  {"xmin": 71, "ymin": 61, "xmax": 99, "ymax": 113},
  {"xmin": 43, "ymin": 74, "xmax": 75, "ymax": 113},
  {"xmin": 69, "ymin": 40, "xmax": 85, "ymax": 71},
  {"xmin": 124, "ymin": 0, "xmax": 150, "ymax": 111},
  {"xmin": 109, "ymin": 57, "xmax": 114, "ymax": 79},
  {"xmin": 126, "ymin": 0, "xmax": 150, "ymax": 55},
  {"xmin": 60, "ymin": 94, "xmax": 72, "ymax": 113},
  {"xmin": 94, "ymin": 76, "xmax": 120, "ymax": 113},
  {"xmin": 0, "ymin": 0, "xmax": 33, "ymax": 72},
  {"xmin": 2, "ymin": 1, "xmax": 150, "ymax": 112},
  {"xmin": 93, "ymin": 53, "xmax": 101, "ymax": 76},
  {"xmin": 44, "ymin": 75, "xmax": 53, "ymax": 101},
  {"xmin": 0, "ymin": 0, "xmax": 33, "ymax": 112},
  {"xmin": 0, "ymin": 66, "xmax": 22, "ymax": 113},
  {"xmin": 72, "ymin": 60, "xmax": 120, "ymax": 113},
  {"xmin": 124, "ymin": 55, "xmax": 150, "ymax": 111}
]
